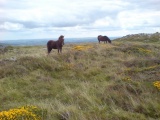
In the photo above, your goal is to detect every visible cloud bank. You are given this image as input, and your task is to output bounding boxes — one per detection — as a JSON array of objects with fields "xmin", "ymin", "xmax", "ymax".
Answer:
[{"xmin": 0, "ymin": 0, "xmax": 160, "ymax": 40}]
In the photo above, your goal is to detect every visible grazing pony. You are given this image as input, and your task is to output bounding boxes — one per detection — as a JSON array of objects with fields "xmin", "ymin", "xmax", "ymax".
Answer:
[
  {"xmin": 47, "ymin": 35, "xmax": 64, "ymax": 54},
  {"xmin": 97, "ymin": 35, "xmax": 111, "ymax": 44}
]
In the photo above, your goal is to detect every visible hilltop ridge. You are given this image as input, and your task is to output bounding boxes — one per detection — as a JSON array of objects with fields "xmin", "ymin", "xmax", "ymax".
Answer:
[{"xmin": 114, "ymin": 32, "xmax": 160, "ymax": 43}]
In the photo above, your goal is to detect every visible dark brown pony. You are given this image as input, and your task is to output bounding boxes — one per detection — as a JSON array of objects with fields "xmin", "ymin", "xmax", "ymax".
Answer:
[
  {"xmin": 97, "ymin": 35, "xmax": 111, "ymax": 44},
  {"xmin": 47, "ymin": 35, "xmax": 64, "ymax": 54}
]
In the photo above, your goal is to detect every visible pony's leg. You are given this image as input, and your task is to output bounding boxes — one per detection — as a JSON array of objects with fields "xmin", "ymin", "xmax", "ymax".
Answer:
[
  {"xmin": 47, "ymin": 48, "xmax": 52, "ymax": 55},
  {"xmin": 106, "ymin": 40, "xmax": 109, "ymax": 44},
  {"xmin": 58, "ymin": 48, "xmax": 62, "ymax": 53},
  {"xmin": 58, "ymin": 48, "xmax": 60, "ymax": 53}
]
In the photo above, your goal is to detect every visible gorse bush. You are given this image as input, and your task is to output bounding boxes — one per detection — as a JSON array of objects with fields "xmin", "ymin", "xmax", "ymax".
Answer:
[
  {"xmin": 72, "ymin": 45, "xmax": 93, "ymax": 51},
  {"xmin": 153, "ymin": 81, "xmax": 160, "ymax": 90},
  {"xmin": 0, "ymin": 106, "xmax": 47, "ymax": 120}
]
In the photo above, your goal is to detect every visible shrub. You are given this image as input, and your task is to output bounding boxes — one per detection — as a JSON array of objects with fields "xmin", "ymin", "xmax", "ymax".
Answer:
[{"xmin": 0, "ymin": 106, "xmax": 47, "ymax": 120}]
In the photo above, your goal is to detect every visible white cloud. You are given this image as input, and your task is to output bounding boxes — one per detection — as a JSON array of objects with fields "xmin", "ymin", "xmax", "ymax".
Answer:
[
  {"xmin": 0, "ymin": 22, "xmax": 24, "ymax": 31},
  {"xmin": 93, "ymin": 17, "xmax": 111, "ymax": 27},
  {"xmin": 0, "ymin": 0, "xmax": 160, "ymax": 40},
  {"xmin": 118, "ymin": 10, "xmax": 160, "ymax": 30}
]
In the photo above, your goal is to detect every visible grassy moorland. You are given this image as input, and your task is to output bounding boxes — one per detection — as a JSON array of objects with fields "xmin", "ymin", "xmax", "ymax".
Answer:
[{"xmin": 0, "ymin": 33, "xmax": 160, "ymax": 120}]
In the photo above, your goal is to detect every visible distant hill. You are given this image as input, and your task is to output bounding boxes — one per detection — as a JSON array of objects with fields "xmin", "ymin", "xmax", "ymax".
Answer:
[
  {"xmin": 0, "ymin": 37, "xmax": 118, "ymax": 46},
  {"xmin": 114, "ymin": 32, "xmax": 160, "ymax": 43},
  {"xmin": 0, "ymin": 44, "xmax": 4, "ymax": 52}
]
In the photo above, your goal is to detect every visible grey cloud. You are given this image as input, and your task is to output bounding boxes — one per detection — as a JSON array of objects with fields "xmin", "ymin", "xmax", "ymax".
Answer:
[
  {"xmin": 1, "ymin": 0, "xmax": 160, "ymax": 39},
  {"xmin": 1, "ymin": 0, "xmax": 124, "ymax": 30},
  {"xmin": 124, "ymin": 0, "xmax": 160, "ymax": 10}
]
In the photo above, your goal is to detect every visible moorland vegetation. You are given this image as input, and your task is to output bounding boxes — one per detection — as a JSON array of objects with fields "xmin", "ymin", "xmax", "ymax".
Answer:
[{"xmin": 0, "ymin": 32, "xmax": 160, "ymax": 120}]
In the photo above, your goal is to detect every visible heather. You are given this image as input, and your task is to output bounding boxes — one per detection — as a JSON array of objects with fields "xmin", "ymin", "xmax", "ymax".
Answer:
[{"xmin": 0, "ymin": 33, "xmax": 160, "ymax": 120}]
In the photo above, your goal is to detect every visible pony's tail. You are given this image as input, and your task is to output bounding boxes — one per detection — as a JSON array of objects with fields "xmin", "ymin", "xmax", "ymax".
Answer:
[{"xmin": 47, "ymin": 42, "xmax": 51, "ymax": 55}]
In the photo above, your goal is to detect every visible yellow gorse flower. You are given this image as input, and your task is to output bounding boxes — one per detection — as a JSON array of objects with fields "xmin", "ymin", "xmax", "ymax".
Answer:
[
  {"xmin": 137, "ymin": 48, "xmax": 152, "ymax": 53},
  {"xmin": 153, "ymin": 81, "xmax": 160, "ymax": 90},
  {"xmin": 73, "ymin": 45, "xmax": 93, "ymax": 51},
  {"xmin": 122, "ymin": 76, "xmax": 132, "ymax": 81},
  {"xmin": 0, "ymin": 106, "xmax": 43, "ymax": 120}
]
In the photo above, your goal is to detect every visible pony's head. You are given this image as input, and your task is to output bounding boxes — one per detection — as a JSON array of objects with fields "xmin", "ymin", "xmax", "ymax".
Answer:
[
  {"xmin": 58, "ymin": 35, "xmax": 64, "ymax": 45},
  {"xmin": 104, "ymin": 36, "xmax": 111, "ymax": 43},
  {"xmin": 59, "ymin": 35, "xmax": 64, "ymax": 40}
]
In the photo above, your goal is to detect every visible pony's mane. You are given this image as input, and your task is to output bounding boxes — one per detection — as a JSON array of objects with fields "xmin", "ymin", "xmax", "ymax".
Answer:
[
  {"xmin": 58, "ymin": 35, "xmax": 64, "ymax": 45},
  {"xmin": 58, "ymin": 35, "xmax": 64, "ymax": 40}
]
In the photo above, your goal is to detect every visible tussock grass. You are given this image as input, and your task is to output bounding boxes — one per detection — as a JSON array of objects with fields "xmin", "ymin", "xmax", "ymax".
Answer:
[{"xmin": 0, "ymin": 35, "xmax": 160, "ymax": 119}]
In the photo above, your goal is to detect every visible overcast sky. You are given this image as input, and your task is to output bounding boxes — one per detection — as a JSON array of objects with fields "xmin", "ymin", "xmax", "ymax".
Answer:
[{"xmin": 0, "ymin": 0, "xmax": 160, "ymax": 40}]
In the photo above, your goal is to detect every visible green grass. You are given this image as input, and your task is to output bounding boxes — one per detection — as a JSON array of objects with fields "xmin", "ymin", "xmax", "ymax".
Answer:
[{"xmin": 0, "ymin": 34, "xmax": 160, "ymax": 119}]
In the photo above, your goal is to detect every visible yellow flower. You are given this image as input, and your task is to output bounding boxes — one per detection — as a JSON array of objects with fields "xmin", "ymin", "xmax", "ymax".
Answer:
[
  {"xmin": 153, "ymin": 81, "xmax": 160, "ymax": 90},
  {"xmin": 137, "ymin": 48, "xmax": 152, "ymax": 53},
  {"xmin": 0, "ymin": 105, "xmax": 43, "ymax": 120},
  {"xmin": 73, "ymin": 45, "xmax": 93, "ymax": 51},
  {"xmin": 122, "ymin": 76, "xmax": 132, "ymax": 81}
]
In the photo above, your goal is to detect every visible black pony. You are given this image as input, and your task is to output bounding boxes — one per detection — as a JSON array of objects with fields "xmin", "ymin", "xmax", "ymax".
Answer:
[
  {"xmin": 97, "ymin": 35, "xmax": 111, "ymax": 44},
  {"xmin": 47, "ymin": 35, "xmax": 64, "ymax": 54}
]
